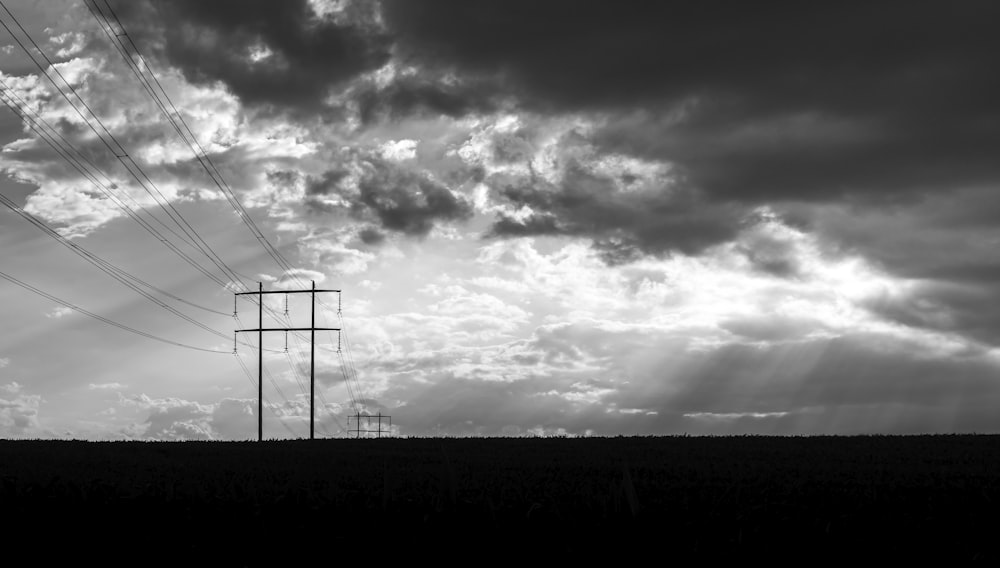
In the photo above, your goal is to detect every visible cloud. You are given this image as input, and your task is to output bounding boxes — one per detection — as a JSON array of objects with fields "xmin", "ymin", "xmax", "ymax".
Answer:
[
  {"xmin": 321, "ymin": 218, "xmax": 1000, "ymax": 435},
  {"xmin": 353, "ymin": 159, "xmax": 474, "ymax": 236},
  {"xmin": 383, "ymin": 1, "xmax": 1000, "ymax": 202},
  {"xmin": 45, "ymin": 306, "xmax": 74, "ymax": 319},
  {"xmin": 274, "ymin": 268, "xmax": 326, "ymax": 288},
  {"xmin": 357, "ymin": 226, "xmax": 385, "ymax": 245},
  {"xmin": 50, "ymin": 30, "xmax": 86, "ymax": 58},
  {"xmin": 119, "ymin": 393, "xmax": 215, "ymax": 440},
  {"xmin": 441, "ymin": 113, "xmax": 746, "ymax": 259},
  {"xmin": 117, "ymin": 393, "xmax": 337, "ymax": 440},
  {"xmin": 300, "ymin": 231, "xmax": 378, "ymax": 275},
  {"xmin": 91, "ymin": 0, "xmax": 1000, "ymax": 267},
  {"xmin": 6, "ymin": 1, "xmax": 1000, "ymax": 440},
  {"xmin": 0, "ymin": 357, "xmax": 8, "ymax": 368},
  {"xmin": 378, "ymin": 139, "xmax": 418, "ymax": 162},
  {"xmin": 793, "ymin": 192, "xmax": 1000, "ymax": 347},
  {"xmin": 375, "ymin": 315, "xmax": 1000, "ymax": 436},
  {"xmin": 306, "ymin": 154, "xmax": 474, "ymax": 238},
  {"xmin": 111, "ymin": 0, "xmax": 1000, "ymax": 206},
  {"xmin": 88, "ymin": 382, "xmax": 126, "ymax": 391},
  {"xmin": 112, "ymin": 0, "xmax": 391, "ymax": 115},
  {"xmin": 351, "ymin": 68, "xmax": 501, "ymax": 124},
  {"xmin": 0, "ymin": 25, "xmax": 321, "ymax": 240},
  {"xmin": 487, "ymin": 159, "xmax": 744, "ymax": 261},
  {"xmin": 658, "ymin": 335, "xmax": 1000, "ymax": 435},
  {"xmin": 0, "ymin": 382, "xmax": 42, "ymax": 437}
]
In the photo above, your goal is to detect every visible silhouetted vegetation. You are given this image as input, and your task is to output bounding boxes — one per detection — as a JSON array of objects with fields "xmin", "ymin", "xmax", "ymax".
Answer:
[{"xmin": 2, "ymin": 435, "xmax": 998, "ymax": 560}]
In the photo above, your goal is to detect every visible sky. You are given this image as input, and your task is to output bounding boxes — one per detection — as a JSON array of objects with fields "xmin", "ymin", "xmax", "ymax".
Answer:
[{"xmin": 2, "ymin": 0, "xmax": 1000, "ymax": 440}]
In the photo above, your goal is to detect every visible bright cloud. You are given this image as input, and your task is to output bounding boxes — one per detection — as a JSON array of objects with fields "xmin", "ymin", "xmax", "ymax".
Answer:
[
  {"xmin": 45, "ymin": 306, "xmax": 73, "ymax": 318},
  {"xmin": 88, "ymin": 382, "xmax": 126, "ymax": 390}
]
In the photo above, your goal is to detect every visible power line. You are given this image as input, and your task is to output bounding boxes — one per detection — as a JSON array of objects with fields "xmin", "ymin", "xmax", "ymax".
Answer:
[
  {"xmin": 0, "ymin": 0, "xmax": 247, "ymax": 291},
  {"xmin": 0, "ymin": 192, "xmax": 286, "ymax": 354},
  {"xmin": 323, "ymin": 297, "xmax": 368, "ymax": 412},
  {"xmin": 285, "ymin": 345, "xmax": 345, "ymax": 435},
  {"xmin": 284, "ymin": 320, "xmax": 362, "ymax": 416},
  {"xmin": 283, "ymin": 348, "xmax": 337, "ymax": 437},
  {"xmin": 93, "ymin": 5, "xmax": 362, "ymax": 395},
  {"xmin": 234, "ymin": 283, "xmax": 341, "ymax": 440},
  {"xmin": 234, "ymin": 314, "xmax": 308, "ymax": 439},
  {"xmin": 234, "ymin": 289, "xmax": 357, "ymax": 417},
  {"xmin": 93, "ymin": 0, "xmax": 376, "ymax": 418},
  {"xmin": 235, "ymin": 311, "xmax": 305, "ymax": 415},
  {"xmin": 0, "ymin": 83, "xmax": 233, "ymax": 290},
  {"xmin": 269, "ymin": 300, "xmax": 348, "ymax": 435},
  {"xmin": 4, "ymin": 66, "xmax": 299, "ymax": 330},
  {"xmin": 0, "ymin": 2, "xmax": 362, "ymax": 438},
  {"xmin": 88, "ymin": 0, "xmax": 298, "ymax": 278},
  {"xmin": 0, "ymin": 270, "xmax": 228, "ymax": 353},
  {"xmin": 85, "ymin": 1, "xmax": 373, "ymax": 425},
  {"xmin": 0, "ymin": 7, "xmax": 301, "ymax": 353},
  {"xmin": 234, "ymin": 351, "xmax": 301, "ymax": 439},
  {"xmin": 0, "ymin": 192, "xmax": 222, "ymax": 335}
]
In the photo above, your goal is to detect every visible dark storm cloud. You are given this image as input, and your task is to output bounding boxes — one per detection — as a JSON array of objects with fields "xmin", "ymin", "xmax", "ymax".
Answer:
[
  {"xmin": 116, "ymin": 1, "xmax": 1000, "ymax": 198},
  {"xmin": 866, "ymin": 281, "xmax": 1000, "ymax": 346},
  {"xmin": 267, "ymin": 169, "xmax": 299, "ymax": 189},
  {"xmin": 487, "ymin": 161, "xmax": 743, "ymax": 262},
  {"xmin": 735, "ymin": 220, "xmax": 803, "ymax": 278},
  {"xmin": 357, "ymin": 226, "xmax": 385, "ymax": 245},
  {"xmin": 489, "ymin": 213, "xmax": 559, "ymax": 238},
  {"xmin": 306, "ymin": 158, "xmax": 473, "ymax": 237},
  {"xmin": 112, "ymin": 0, "xmax": 390, "ymax": 113},
  {"xmin": 354, "ymin": 73, "xmax": 499, "ymax": 125},
  {"xmin": 104, "ymin": 0, "xmax": 1000, "ymax": 352},
  {"xmin": 355, "ymin": 160, "xmax": 473, "ymax": 236},
  {"xmin": 304, "ymin": 169, "xmax": 348, "ymax": 196},
  {"xmin": 787, "ymin": 194, "xmax": 1000, "ymax": 347},
  {"xmin": 376, "ymin": 0, "xmax": 1000, "ymax": 350},
  {"xmin": 383, "ymin": 0, "xmax": 1000, "ymax": 200}
]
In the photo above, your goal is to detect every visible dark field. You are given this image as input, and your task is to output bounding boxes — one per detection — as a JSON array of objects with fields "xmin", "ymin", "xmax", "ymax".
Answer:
[{"xmin": 2, "ymin": 435, "xmax": 999, "ymax": 561}]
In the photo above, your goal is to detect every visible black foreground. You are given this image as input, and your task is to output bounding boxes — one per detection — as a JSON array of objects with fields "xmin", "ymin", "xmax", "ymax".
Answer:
[{"xmin": 2, "ymin": 435, "xmax": 998, "ymax": 562}]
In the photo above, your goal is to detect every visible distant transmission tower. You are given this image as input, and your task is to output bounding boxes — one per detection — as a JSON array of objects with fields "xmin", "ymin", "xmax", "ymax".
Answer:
[
  {"xmin": 348, "ymin": 411, "xmax": 392, "ymax": 438},
  {"xmin": 235, "ymin": 281, "xmax": 340, "ymax": 441}
]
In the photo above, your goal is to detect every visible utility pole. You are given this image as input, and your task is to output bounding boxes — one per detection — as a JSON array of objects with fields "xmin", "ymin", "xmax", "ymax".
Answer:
[
  {"xmin": 258, "ymin": 281, "xmax": 262, "ymax": 441},
  {"xmin": 235, "ymin": 281, "xmax": 340, "ymax": 441},
  {"xmin": 311, "ymin": 280, "xmax": 315, "ymax": 440}
]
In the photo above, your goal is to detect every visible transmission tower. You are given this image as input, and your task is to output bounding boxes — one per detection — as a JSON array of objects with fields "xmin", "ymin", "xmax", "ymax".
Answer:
[
  {"xmin": 348, "ymin": 411, "xmax": 392, "ymax": 438},
  {"xmin": 235, "ymin": 281, "xmax": 340, "ymax": 441}
]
